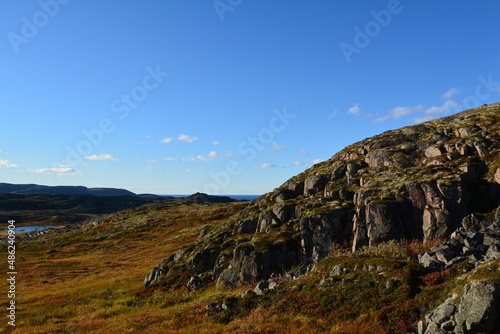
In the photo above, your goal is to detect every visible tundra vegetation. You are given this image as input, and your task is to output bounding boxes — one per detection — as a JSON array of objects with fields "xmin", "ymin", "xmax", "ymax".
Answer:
[{"xmin": 3, "ymin": 103, "xmax": 500, "ymax": 333}]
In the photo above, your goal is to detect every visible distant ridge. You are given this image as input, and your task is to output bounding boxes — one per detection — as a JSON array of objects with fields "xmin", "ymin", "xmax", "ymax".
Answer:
[
  {"xmin": 179, "ymin": 192, "xmax": 237, "ymax": 204},
  {"xmin": 0, "ymin": 183, "xmax": 137, "ymax": 197}
]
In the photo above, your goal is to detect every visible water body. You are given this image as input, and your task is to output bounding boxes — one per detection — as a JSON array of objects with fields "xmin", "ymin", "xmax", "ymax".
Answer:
[{"xmin": 5, "ymin": 226, "xmax": 56, "ymax": 233}]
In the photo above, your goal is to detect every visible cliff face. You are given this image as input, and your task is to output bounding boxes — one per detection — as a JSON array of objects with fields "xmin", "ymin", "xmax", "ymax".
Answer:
[{"xmin": 144, "ymin": 103, "xmax": 500, "ymax": 289}]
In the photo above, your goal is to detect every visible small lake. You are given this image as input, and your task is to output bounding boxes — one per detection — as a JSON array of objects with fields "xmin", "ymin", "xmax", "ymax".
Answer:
[{"xmin": 5, "ymin": 226, "xmax": 57, "ymax": 233}]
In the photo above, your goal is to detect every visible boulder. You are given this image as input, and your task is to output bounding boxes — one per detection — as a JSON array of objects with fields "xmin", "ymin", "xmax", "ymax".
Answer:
[
  {"xmin": 187, "ymin": 275, "xmax": 201, "ymax": 290},
  {"xmin": 455, "ymin": 281, "xmax": 500, "ymax": 332},
  {"xmin": 304, "ymin": 174, "xmax": 329, "ymax": 196},
  {"xmin": 329, "ymin": 265, "xmax": 344, "ymax": 277},
  {"xmin": 254, "ymin": 281, "xmax": 278, "ymax": 295},
  {"xmin": 422, "ymin": 281, "xmax": 500, "ymax": 334}
]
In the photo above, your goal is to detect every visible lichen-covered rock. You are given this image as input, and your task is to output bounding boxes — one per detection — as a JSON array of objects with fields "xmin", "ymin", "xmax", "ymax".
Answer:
[{"xmin": 421, "ymin": 281, "xmax": 500, "ymax": 334}]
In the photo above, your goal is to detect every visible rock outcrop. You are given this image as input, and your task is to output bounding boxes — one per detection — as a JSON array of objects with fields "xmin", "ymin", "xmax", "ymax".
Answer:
[
  {"xmin": 421, "ymin": 280, "xmax": 500, "ymax": 333},
  {"xmin": 418, "ymin": 206, "xmax": 500, "ymax": 272},
  {"xmin": 144, "ymin": 103, "xmax": 500, "ymax": 289}
]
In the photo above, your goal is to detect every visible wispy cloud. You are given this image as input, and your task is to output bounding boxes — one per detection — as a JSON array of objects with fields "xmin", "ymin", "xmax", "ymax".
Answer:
[
  {"xmin": 85, "ymin": 154, "xmax": 118, "ymax": 161},
  {"xmin": 146, "ymin": 160, "xmax": 158, "ymax": 163},
  {"xmin": 28, "ymin": 167, "xmax": 79, "ymax": 175},
  {"xmin": 440, "ymin": 87, "xmax": 461, "ymax": 99},
  {"xmin": 271, "ymin": 142, "xmax": 284, "ymax": 152},
  {"xmin": 212, "ymin": 141, "xmax": 220, "ymax": 145},
  {"xmin": 165, "ymin": 169, "xmax": 191, "ymax": 174},
  {"xmin": 258, "ymin": 163, "xmax": 285, "ymax": 169},
  {"xmin": 164, "ymin": 157, "xmax": 177, "ymax": 161},
  {"xmin": 294, "ymin": 158, "xmax": 325, "ymax": 166},
  {"xmin": 0, "ymin": 159, "xmax": 18, "ymax": 168},
  {"xmin": 146, "ymin": 165, "xmax": 156, "ymax": 171},
  {"xmin": 182, "ymin": 151, "xmax": 220, "ymax": 162},
  {"xmin": 375, "ymin": 105, "xmax": 424, "ymax": 122},
  {"xmin": 327, "ymin": 109, "xmax": 339, "ymax": 120},
  {"xmin": 178, "ymin": 134, "xmax": 198, "ymax": 143},
  {"xmin": 159, "ymin": 137, "xmax": 173, "ymax": 144},
  {"xmin": 347, "ymin": 104, "xmax": 360, "ymax": 115},
  {"xmin": 414, "ymin": 100, "xmax": 457, "ymax": 123}
]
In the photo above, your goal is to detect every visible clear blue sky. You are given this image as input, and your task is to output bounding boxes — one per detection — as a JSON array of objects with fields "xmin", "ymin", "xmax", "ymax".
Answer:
[{"xmin": 1, "ymin": 0, "xmax": 499, "ymax": 195}]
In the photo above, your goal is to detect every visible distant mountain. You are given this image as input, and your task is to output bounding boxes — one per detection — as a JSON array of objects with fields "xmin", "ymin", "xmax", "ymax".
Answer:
[
  {"xmin": 0, "ymin": 183, "xmax": 137, "ymax": 197},
  {"xmin": 179, "ymin": 192, "xmax": 237, "ymax": 204}
]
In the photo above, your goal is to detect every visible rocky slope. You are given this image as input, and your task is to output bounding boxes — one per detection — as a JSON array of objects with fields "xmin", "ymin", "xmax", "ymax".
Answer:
[{"xmin": 144, "ymin": 103, "xmax": 500, "ymax": 289}]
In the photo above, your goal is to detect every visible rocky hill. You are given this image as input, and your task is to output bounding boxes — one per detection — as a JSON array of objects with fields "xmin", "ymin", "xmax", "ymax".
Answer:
[{"xmin": 144, "ymin": 103, "xmax": 500, "ymax": 291}]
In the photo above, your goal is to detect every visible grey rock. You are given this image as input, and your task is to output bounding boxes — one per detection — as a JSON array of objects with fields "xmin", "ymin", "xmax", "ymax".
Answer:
[
  {"xmin": 142, "ymin": 257, "xmax": 172, "ymax": 288},
  {"xmin": 216, "ymin": 266, "xmax": 239, "ymax": 288},
  {"xmin": 433, "ymin": 244, "xmax": 460, "ymax": 264},
  {"xmin": 304, "ymin": 174, "xmax": 329, "ymax": 196},
  {"xmin": 423, "ymin": 321, "xmax": 442, "ymax": 334},
  {"xmin": 455, "ymin": 281, "xmax": 500, "ymax": 333},
  {"xmin": 441, "ymin": 319, "xmax": 455, "ymax": 331},
  {"xmin": 329, "ymin": 265, "xmax": 344, "ymax": 277},
  {"xmin": 427, "ymin": 298, "xmax": 455, "ymax": 324},
  {"xmin": 419, "ymin": 252, "xmax": 445, "ymax": 272},
  {"xmin": 418, "ymin": 320, "xmax": 425, "ymax": 334},
  {"xmin": 187, "ymin": 275, "xmax": 201, "ymax": 290},
  {"xmin": 485, "ymin": 244, "xmax": 500, "ymax": 260},
  {"xmin": 254, "ymin": 281, "xmax": 278, "ymax": 295},
  {"xmin": 424, "ymin": 146, "xmax": 443, "ymax": 158},
  {"xmin": 234, "ymin": 218, "xmax": 258, "ymax": 234}
]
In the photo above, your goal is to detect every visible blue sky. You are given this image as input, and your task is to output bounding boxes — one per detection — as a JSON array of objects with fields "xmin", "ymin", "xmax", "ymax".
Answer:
[{"xmin": 1, "ymin": 0, "xmax": 499, "ymax": 195}]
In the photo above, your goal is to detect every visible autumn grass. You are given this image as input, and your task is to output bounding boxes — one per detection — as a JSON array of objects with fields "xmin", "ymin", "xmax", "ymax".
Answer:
[
  {"xmin": 3, "ymin": 200, "xmax": 500, "ymax": 334},
  {"xmin": 1, "ymin": 202, "xmax": 247, "ymax": 334}
]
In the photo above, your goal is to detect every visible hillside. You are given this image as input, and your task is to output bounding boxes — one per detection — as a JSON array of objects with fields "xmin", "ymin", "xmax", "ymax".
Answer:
[
  {"xmin": 4, "ymin": 103, "xmax": 500, "ymax": 333},
  {"xmin": 145, "ymin": 103, "xmax": 500, "ymax": 288}
]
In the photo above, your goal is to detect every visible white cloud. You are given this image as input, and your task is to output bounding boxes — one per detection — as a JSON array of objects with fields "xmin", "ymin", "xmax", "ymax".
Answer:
[
  {"xmin": 29, "ymin": 167, "xmax": 79, "ymax": 175},
  {"xmin": 311, "ymin": 158, "xmax": 324, "ymax": 165},
  {"xmin": 182, "ymin": 151, "xmax": 220, "ymax": 162},
  {"xmin": 271, "ymin": 142, "xmax": 284, "ymax": 151},
  {"xmin": 258, "ymin": 163, "xmax": 285, "ymax": 169},
  {"xmin": 440, "ymin": 87, "xmax": 461, "ymax": 99},
  {"xmin": 178, "ymin": 134, "xmax": 198, "ymax": 143},
  {"xmin": 375, "ymin": 105, "xmax": 424, "ymax": 122},
  {"xmin": 207, "ymin": 151, "xmax": 219, "ymax": 159},
  {"xmin": 414, "ymin": 100, "xmax": 457, "ymax": 123},
  {"xmin": 212, "ymin": 141, "xmax": 220, "ymax": 145},
  {"xmin": 147, "ymin": 160, "xmax": 158, "ymax": 163},
  {"xmin": 159, "ymin": 137, "xmax": 173, "ymax": 144},
  {"xmin": 347, "ymin": 104, "xmax": 361, "ymax": 115},
  {"xmin": 164, "ymin": 157, "xmax": 177, "ymax": 161},
  {"xmin": 85, "ymin": 154, "xmax": 118, "ymax": 161},
  {"xmin": 425, "ymin": 100, "xmax": 457, "ymax": 115},
  {"xmin": 0, "ymin": 159, "xmax": 18, "ymax": 168},
  {"xmin": 146, "ymin": 165, "xmax": 156, "ymax": 171}
]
